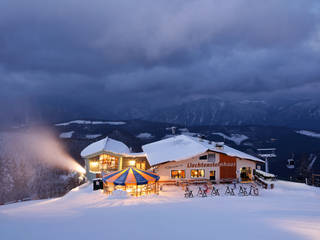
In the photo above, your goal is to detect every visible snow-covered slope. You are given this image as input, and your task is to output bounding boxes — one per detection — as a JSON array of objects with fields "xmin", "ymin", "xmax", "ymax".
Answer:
[
  {"xmin": 59, "ymin": 131, "xmax": 74, "ymax": 138},
  {"xmin": 55, "ymin": 120, "xmax": 126, "ymax": 126},
  {"xmin": 136, "ymin": 132, "xmax": 154, "ymax": 139},
  {"xmin": 0, "ymin": 181, "xmax": 319, "ymax": 240},
  {"xmin": 296, "ymin": 130, "xmax": 320, "ymax": 139},
  {"xmin": 212, "ymin": 132, "xmax": 248, "ymax": 145}
]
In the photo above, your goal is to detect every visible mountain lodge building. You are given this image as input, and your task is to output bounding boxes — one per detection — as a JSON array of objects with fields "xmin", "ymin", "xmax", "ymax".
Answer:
[{"xmin": 81, "ymin": 135, "xmax": 264, "ymax": 183}]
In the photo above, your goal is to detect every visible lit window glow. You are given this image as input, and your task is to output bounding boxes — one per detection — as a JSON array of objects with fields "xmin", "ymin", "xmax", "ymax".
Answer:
[
  {"xmin": 129, "ymin": 160, "xmax": 136, "ymax": 166},
  {"xmin": 89, "ymin": 160, "xmax": 99, "ymax": 172}
]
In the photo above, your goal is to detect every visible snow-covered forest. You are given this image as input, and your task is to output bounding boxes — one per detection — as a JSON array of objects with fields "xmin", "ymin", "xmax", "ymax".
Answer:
[{"xmin": 0, "ymin": 132, "xmax": 84, "ymax": 205}]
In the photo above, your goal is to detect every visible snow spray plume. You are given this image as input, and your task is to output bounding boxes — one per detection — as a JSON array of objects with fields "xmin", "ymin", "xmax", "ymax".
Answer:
[{"xmin": 15, "ymin": 127, "xmax": 85, "ymax": 174}]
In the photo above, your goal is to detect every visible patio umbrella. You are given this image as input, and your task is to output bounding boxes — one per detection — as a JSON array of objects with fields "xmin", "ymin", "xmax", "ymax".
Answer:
[{"xmin": 102, "ymin": 167, "xmax": 160, "ymax": 186}]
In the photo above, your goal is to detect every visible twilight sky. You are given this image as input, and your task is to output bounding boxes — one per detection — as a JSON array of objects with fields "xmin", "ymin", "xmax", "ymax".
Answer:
[{"xmin": 0, "ymin": 0, "xmax": 320, "ymax": 122}]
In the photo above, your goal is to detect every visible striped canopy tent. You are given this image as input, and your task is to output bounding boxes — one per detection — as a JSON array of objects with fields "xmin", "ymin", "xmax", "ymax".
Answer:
[
  {"xmin": 102, "ymin": 167, "xmax": 160, "ymax": 185},
  {"xmin": 102, "ymin": 167, "xmax": 160, "ymax": 196}
]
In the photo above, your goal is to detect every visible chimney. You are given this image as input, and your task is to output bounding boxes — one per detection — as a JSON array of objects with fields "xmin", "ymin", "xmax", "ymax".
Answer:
[{"xmin": 198, "ymin": 134, "xmax": 205, "ymax": 142}]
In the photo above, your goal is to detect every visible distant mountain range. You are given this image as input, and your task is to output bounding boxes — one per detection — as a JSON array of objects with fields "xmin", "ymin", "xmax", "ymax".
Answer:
[
  {"xmin": 2, "ymin": 97, "xmax": 320, "ymax": 131},
  {"xmin": 142, "ymin": 98, "xmax": 320, "ymax": 130}
]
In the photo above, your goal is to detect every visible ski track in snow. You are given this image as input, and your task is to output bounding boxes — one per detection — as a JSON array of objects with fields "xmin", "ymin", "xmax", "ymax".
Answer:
[{"xmin": 0, "ymin": 181, "xmax": 320, "ymax": 240}]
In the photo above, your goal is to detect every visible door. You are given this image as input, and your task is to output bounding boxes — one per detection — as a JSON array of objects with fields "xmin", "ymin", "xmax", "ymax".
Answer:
[
  {"xmin": 210, "ymin": 171, "xmax": 215, "ymax": 181},
  {"xmin": 240, "ymin": 167, "xmax": 252, "ymax": 182},
  {"xmin": 220, "ymin": 154, "xmax": 236, "ymax": 180}
]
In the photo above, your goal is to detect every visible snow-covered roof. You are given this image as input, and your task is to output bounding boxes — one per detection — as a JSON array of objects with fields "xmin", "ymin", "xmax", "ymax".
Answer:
[
  {"xmin": 81, "ymin": 137, "xmax": 131, "ymax": 158},
  {"xmin": 121, "ymin": 152, "xmax": 146, "ymax": 158},
  {"xmin": 142, "ymin": 135, "xmax": 264, "ymax": 166}
]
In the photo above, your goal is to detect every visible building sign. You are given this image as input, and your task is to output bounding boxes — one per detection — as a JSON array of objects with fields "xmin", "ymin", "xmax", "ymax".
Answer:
[
  {"xmin": 187, "ymin": 162, "xmax": 235, "ymax": 168},
  {"xmin": 164, "ymin": 164, "xmax": 184, "ymax": 169}
]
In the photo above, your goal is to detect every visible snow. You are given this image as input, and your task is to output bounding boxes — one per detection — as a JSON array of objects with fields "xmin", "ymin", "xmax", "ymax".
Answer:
[
  {"xmin": 178, "ymin": 128, "xmax": 198, "ymax": 137},
  {"xmin": 212, "ymin": 132, "xmax": 249, "ymax": 145},
  {"xmin": 105, "ymin": 121, "xmax": 126, "ymax": 125},
  {"xmin": 81, "ymin": 137, "xmax": 130, "ymax": 157},
  {"xmin": 1, "ymin": 181, "xmax": 320, "ymax": 240},
  {"xmin": 108, "ymin": 189, "xmax": 130, "ymax": 199},
  {"xmin": 55, "ymin": 120, "xmax": 126, "ymax": 126},
  {"xmin": 179, "ymin": 128, "xmax": 189, "ymax": 132},
  {"xmin": 142, "ymin": 135, "xmax": 263, "ymax": 166},
  {"xmin": 296, "ymin": 130, "xmax": 320, "ymax": 139},
  {"xmin": 143, "ymin": 135, "xmax": 208, "ymax": 165},
  {"xmin": 122, "ymin": 152, "xmax": 146, "ymax": 157},
  {"xmin": 85, "ymin": 134, "xmax": 102, "ymax": 139},
  {"xmin": 181, "ymin": 132, "xmax": 198, "ymax": 137},
  {"xmin": 136, "ymin": 132, "xmax": 154, "ymax": 139},
  {"xmin": 161, "ymin": 134, "xmax": 175, "ymax": 139},
  {"xmin": 59, "ymin": 131, "xmax": 74, "ymax": 138},
  {"xmin": 255, "ymin": 169, "xmax": 276, "ymax": 178}
]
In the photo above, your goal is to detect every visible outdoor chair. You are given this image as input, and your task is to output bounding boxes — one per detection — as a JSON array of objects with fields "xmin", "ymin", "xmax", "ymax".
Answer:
[
  {"xmin": 201, "ymin": 190, "xmax": 207, "ymax": 197},
  {"xmin": 184, "ymin": 189, "xmax": 194, "ymax": 198},
  {"xmin": 197, "ymin": 186, "xmax": 203, "ymax": 197},
  {"xmin": 211, "ymin": 186, "xmax": 220, "ymax": 196},
  {"xmin": 238, "ymin": 186, "xmax": 248, "ymax": 196},
  {"xmin": 249, "ymin": 185, "xmax": 259, "ymax": 196},
  {"xmin": 225, "ymin": 186, "xmax": 235, "ymax": 196}
]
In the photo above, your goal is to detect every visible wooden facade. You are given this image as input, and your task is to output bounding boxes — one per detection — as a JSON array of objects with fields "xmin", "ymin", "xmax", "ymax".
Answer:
[
  {"xmin": 153, "ymin": 151, "xmax": 257, "ymax": 184},
  {"xmin": 219, "ymin": 154, "xmax": 237, "ymax": 180},
  {"xmin": 85, "ymin": 152, "xmax": 149, "ymax": 181}
]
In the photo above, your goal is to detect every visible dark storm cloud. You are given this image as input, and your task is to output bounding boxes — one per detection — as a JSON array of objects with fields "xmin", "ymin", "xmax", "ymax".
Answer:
[{"xmin": 0, "ymin": 0, "xmax": 319, "ymax": 111}]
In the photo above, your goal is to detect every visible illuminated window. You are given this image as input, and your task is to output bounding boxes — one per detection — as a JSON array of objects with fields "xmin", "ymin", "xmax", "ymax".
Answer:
[
  {"xmin": 135, "ymin": 161, "xmax": 146, "ymax": 170},
  {"xmin": 129, "ymin": 160, "xmax": 136, "ymax": 166},
  {"xmin": 191, "ymin": 169, "xmax": 205, "ymax": 178},
  {"xmin": 140, "ymin": 162, "xmax": 146, "ymax": 170},
  {"xmin": 171, "ymin": 170, "xmax": 185, "ymax": 179},
  {"xmin": 89, "ymin": 160, "xmax": 99, "ymax": 173},
  {"xmin": 99, "ymin": 154, "xmax": 118, "ymax": 170},
  {"xmin": 240, "ymin": 167, "xmax": 252, "ymax": 181}
]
